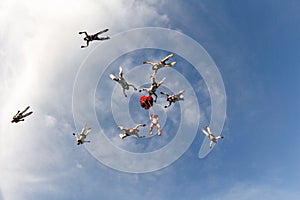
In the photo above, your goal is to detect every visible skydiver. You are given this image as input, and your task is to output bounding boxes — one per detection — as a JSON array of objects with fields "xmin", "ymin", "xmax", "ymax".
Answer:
[
  {"xmin": 139, "ymin": 77, "xmax": 166, "ymax": 102},
  {"xmin": 143, "ymin": 53, "xmax": 176, "ymax": 78},
  {"xmin": 109, "ymin": 66, "xmax": 137, "ymax": 97},
  {"xmin": 118, "ymin": 123, "xmax": 146, "ymax": 139},
  {"xmin": 73, "ymin": 124, "xmax": 92, "ymax": 145},
  {"xmin": 160, "ymin": 90, "xmax": 184, "ymax": 108},
  {"xmin": 79, "ymin": 28, "xmax": 110, "ymax": 48},
  {"xmin": 201, "ymin": 125, "xmax": 224, "ymax": 149},
  {"xmin": 11, "ymin": 106, "xmax": 33, "ymax": 123},
  {"xmin": 149, "ymin": 114, "xmax": 162, "ymax": 136}
]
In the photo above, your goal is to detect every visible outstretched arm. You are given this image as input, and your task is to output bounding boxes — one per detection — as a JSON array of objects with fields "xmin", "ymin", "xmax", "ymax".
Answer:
[
  {"xmin": 84, "ymin": 128, "xmax": 92, "ymax": 136},
  {"xmin": 79, "ymin": 31, "xmax": 89, "ymax": 36},
  {"xmin": 178, "ymin": 90, "xmax": 185, "ymax": 95},
  {"xmin": 128, "ymin": 84, "xmax": 137, "ymax": 90},
  {"xmin": 118, "ymin": 66, "xmax": 123, "ymax": 78},
  {"xmin": 143, "ymin": 61, "xmax": 155, "ymax": 66},
  {"xmin": 118, "ymin": 126, "xmax": 127, "ymax": 131},
  {"xmin": 79, "ymin": 31, "xmax": 88, "ymax": 36},
  {"xmin": 134, "ymin": 123, "xmax": 146, "ymax": 129},
  {"xmin": 139, "ymin": 88, "xmax": 148, "ymax": 92},
  {"xmin": 109, "ymin": 74, "xmax": 119, "ymax": 81},
  {"xmin": 20, "ymin": 106, "xmax": 30, "ymax": 115},
  {"xmin": 164, "ymin": 101, "xmax": 172, "ymax": 108},
  {"xmin": 13, "ymin": 111, "xmax": 20, "ymax": 118},
  {"xmin": 73, "ymin": 133, "xmax": 79, "ymax": 140},
  {"xmin": 81, "ymin": 40, "xmax": 89, "ymax": 48}
]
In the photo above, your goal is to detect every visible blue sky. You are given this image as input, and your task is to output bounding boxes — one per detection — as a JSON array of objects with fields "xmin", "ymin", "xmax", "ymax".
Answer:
[{"xmin": 1, "ymin": 0, "xmax": 300, "ymax": 199}]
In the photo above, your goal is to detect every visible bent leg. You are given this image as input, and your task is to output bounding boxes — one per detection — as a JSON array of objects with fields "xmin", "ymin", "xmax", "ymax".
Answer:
[
  {"xmin": 164, "ymin": 61, "xmax": 176, "ymax": 67},
  {"xmin": 98, "ymin": 36, "xmax": 110, "ymax": 40},
  {"xmin": 215, "ymin": 135, "xmax": 224, "ymax": 140},
  {"xmin": 20, "ymin": 106, "xmax": 30, "ymax": 115},
  {"xmin": 156, "ymin": 124, "xmax": 162, "ymax": 136},
  {"xmin": 153, "ymin": 93, "xmax": 158, "ymax": 102},
  {"xmin": 23, "ymin": 111, "xmax": 33, "ymax": 118},
  {"xmin": 79, "ymin": 31, "xmax": 88, "ymax": 36},
  {"xmin": 149, "ymin": 124, "xmax": 154, "ymax": 135},
  {"xmin": 123, "ymin": 88, "xmax": 127, "ymax": 97}
]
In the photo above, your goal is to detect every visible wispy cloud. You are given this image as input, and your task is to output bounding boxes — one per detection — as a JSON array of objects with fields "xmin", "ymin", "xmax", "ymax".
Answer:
[
  {"xmin": 206, "ymin": 182, "xmax": 300, "ymax": 200},
  {"xmin": 0, "ymin": 0, "xmax": 171, "ymax": 199}
]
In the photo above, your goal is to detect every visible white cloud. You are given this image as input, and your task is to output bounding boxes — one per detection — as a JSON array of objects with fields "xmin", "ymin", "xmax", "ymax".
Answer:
[{"xmin": 0, "ymin": 0, "xmax": 170, "ymax": 199}]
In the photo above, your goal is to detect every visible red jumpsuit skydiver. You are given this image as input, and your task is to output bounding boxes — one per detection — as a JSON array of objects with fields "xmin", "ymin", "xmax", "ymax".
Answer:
[{"xmin": 140, "ymin": 95, "xmax": 153, "ymax": 110}]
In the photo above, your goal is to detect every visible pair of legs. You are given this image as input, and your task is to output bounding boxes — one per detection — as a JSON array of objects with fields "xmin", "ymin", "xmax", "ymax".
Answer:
[{"xmin": 149, "ymin": 123, "xmax": 162, "ymax": 136}]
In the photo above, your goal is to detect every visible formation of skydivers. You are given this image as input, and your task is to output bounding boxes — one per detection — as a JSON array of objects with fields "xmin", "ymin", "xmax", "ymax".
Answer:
[{"xmin": 11, "ymin": 29, "xmax": 224, "ymax": 149}]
